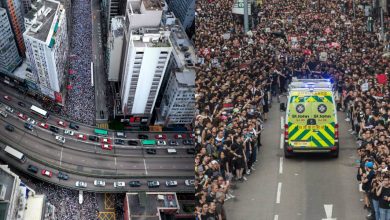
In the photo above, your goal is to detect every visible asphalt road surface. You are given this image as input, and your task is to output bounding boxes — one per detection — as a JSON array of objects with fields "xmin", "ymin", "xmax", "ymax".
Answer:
[{"xmin": 224, "ymin": 97, "xmax": 366, "ymax": 220}]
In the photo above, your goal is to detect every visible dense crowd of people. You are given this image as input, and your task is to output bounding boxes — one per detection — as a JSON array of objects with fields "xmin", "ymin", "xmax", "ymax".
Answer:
[
  {"xmin": 65, "ymin": 0, "xmax": 95, "ymax": 125},
  {"xmin": 33, "ymin": 182, "xmax": 98, "ymax": 220},
  {"xmin": 194, "ymin": 0, "xmax": 390, "ymax": 219}
]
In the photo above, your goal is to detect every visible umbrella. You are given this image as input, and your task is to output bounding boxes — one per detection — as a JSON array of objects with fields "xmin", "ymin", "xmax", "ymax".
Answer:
[{"xmin": 67, "ymin": 85, "xmax": 72, "ymax": 90}]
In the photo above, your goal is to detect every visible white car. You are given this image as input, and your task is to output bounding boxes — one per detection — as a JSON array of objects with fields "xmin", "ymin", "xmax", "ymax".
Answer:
[
  {"xmin": 75, "ymin": 181, "xmax": 87, "ymax": 188},
  {"xmin": 157, "ymin": 140, "xmax": 166, "ymax": 146},
  {"xmin": 166, "ymin": 180, "xmax": 178, "ymax": 187},
  {"xmin": 55, "ymin": 135, "xmax": 65, "ymax": 143},
  {"xmin": 5, "ymin": 106, "xmax": 14, "ymax": 113},
  {"xmin": 185, "ymin": 179, "xmax": 195, "ymax": 186},
  {"xmin": 27, "ymin": 118, "xmax": 36, "ymax": 125},
  {"xmin": 64, "ymin": 130, "xmax": 74, "ymax": 136},
  {"xmin": 94, "ymin": 180, "xmax": 105, "ymax": 187},
  {"xmin": 114, "ymin": 181, "xmax": 125, "ymax": 188}
]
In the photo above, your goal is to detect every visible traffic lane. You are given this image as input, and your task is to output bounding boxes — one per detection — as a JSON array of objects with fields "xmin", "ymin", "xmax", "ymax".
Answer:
[{"xmin": 278, "ymin": 112, "xmax": 365, "ymax": 220}]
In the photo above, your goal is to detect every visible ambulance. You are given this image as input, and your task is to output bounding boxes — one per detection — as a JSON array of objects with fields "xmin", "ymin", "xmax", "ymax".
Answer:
[{"xmin": 284, "ymin": 79, "xmax": 339, "ymax": 158}]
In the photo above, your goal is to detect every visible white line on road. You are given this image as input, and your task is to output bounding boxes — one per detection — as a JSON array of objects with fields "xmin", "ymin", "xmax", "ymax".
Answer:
[
  {"xmin": 280, "ymin": 116, "xmax": 284, "ymax": 130},
  {"xmin": 114, "ymin": 157, "xmax": 117, "ymax": 166},
  {"xmin": 59, "ymin": 147, "xmax": 64, "ymax": 166},
  {"xmin": 323, "ymin": 204, "xmax": 336, "ymax": 220},
  {"xmin": 274, "ymin": 215, "xmax": 279, "ymax": 220},
  {"xmin": 280, "ymin": 134, "xmax": 284, "ymax": 149},
  {"xmin": 276, "ymin": 182, "xmax": 282, "ymax": 204},
  {"xmin": 279, "ymin": 157, "xmax": 283, "ymax": 174},
  {"xmin": 143, "ymin": 159, "xmax": 148, "ymax": 175}
]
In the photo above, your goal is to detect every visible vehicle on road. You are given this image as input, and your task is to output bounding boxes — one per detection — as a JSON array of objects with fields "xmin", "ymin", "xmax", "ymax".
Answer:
[
  {"xmin": 183, "ymin": 139, "xmax": 194, "ymax": 145},
  {"xmin": 157, "ymin": 140, "xmax": 166, "ymax": 146},
  {"xmin": 26, "ymin": 118, "xmax": 36, "ymax": 125},
  {"xmin": 77, "ymin": 134, "xmax": 87, "ymax": 140},
  {"xmin": 284, "ymin": 79, "xmax": 339, "ymax": 158},
  {"xmin": 5, "ymin": 124, "xmax": 14, "ymax": 132},
  {"xmin": 69, "ymin": 123, "xmax": 79, "ymax": 130},
  {"xmin": 189, "ymin": 133, "xmax": 195, "ymax": 138},
  {"xmin": 147, "ymin": 180, "xmax": 160, "ymax": 188},
  {"xmin": 155, "ymin": 134, "xmax": 166, "ymax": 139},
  {"xmin": 18, "ymin": 113, "xmax": 27, "ymax": 120},
  {"xmin": 24, "ymin": 123, "xmax": 33, "ymax": 131},
  {"xmin": 89, "ymin": 135, "xmax": 99, "ymax": 142},
  {"xmin": 101, "ymin": 138, "xmax": 111, "ymax": 144},
  {"xmin": 166, "ymin": 180, "xmax": 177, "ymax": 187},
  {"xmin": 38, "ymin": 122, "xmax": 49, "ymax": 129},
  {"xmin": 116, "ymin": 131, "xmax": 126, "ymax": 138},
  {"xmin": 186, "ymin": 148, "xmax": 195, "ymax": 154},
  {"xmin": 168, "ymin": 140, "xmax": 179, "ymax": 146},
  {"xmin": 0, "ymin": 110, "xmax": 8, "ymax": 118},
  {"xmin": 64, "ymin": 130, "xmax": 74, "ymax": 136},
  {"xmin": 129, "ymin": 181, "xmax": 141, "ymax": 187},
  {"xmin": 101, "ymin": 144, "xmax": 112, "ymax": 150},
  {"xmin": 114, "ymin": 139, "xmax": 125, "ymax": 145},
  {"xmin": 174, "ymin": 134, "xmax": 186, "ymax": 139},
  {"xmin": 49, "ymin": 126, "xmax": 59, "ymax": 133},
  {"xmin": 58, "ymin": 172, "xmax": 69, "ymax": 180},
  {"xmin": 27, "ymin": 165, "xmax": 38, "ymax": 173},
  {"xmin": 94, "ymin": 180, "xmax": 105, "ymax": 187},
  {"xmin": 138, "ymin": 134, "xmax": 148, "ymax": 139},
  {"xmin": 75, "ymin": 181, "xmax": 87, "ymax": 188},
  {"xmin": 114, "ymin": 182, "xmax": 125, "ymax": 188},
  {"xmin": 146, "ymin": 149, "xmax": 156, "ymax": 154},
  {"xmin": 57, "ymin": 120, "xmax": 66, "ymax": 127},
  {"xmin": 128, "ymin": 140, "xmax": 138, "ymax": 146},
  {"xmin": 167, "ymin": 148, "xmax": 177, "ymax": 154},
  {"xmin": 3, "ymin": 95, "xmax": 11, "ymax": 101},
  {"xmin": 18, "ymin": 102, "xmax": 26, "ymax": 107},
  {"xmin": 185, "ymin": 179, "xmax": 195, "ymax": 186},
  {"xmin": 55, "ymin": 135, "xmax": 65, "ymax": 144},
  {"xmin": 5, "ymin": 106, "xmax": 14, "ymax": 113},
  {"xmin": 30, "ymin": 105, "xmax": 49, "ymax": 118},
  {"xmin": 41, "ymin": 169, "xmax": 53, "ymax": 178},
  {"xmin": 4, "ymin": 145, "xmax": 26, "ymax": 163}
]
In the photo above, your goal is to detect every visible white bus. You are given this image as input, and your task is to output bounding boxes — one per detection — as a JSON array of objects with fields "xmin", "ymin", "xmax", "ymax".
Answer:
[
  {"xmin": 30, "ymin": 105, "xmax": 49, "ymax": 118},
  {"xmin": 4, "ymin": 145, "xmax": 26, "ymax": 163}
]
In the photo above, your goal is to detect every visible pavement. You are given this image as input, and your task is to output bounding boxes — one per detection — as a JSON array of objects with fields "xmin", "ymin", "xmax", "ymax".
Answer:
[{"xmin": 224, "ymin": 96, "xmax": 366, "ymax": 220}]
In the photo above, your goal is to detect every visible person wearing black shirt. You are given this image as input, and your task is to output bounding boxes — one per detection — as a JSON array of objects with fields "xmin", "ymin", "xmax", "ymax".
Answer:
[
  {"xmin": 231, "ymin": 136, "xmax": 245, "ymax": 181},
  {"xmin": 376, "ymin": 176, "xmax": 390, "ymax": 219}
]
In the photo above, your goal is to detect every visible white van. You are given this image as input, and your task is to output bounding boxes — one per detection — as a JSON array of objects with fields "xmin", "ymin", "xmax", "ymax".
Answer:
[
  {"xmin": 0, "ymin": 111, "xmax": 8, "ymax": 118},
  {"xmin": 116, "ymin": 131, "xmax": 126, "ymax": 138},
  {"xmin": 167, "ymin": 148, "xmax": 177, "ymax": 154}
]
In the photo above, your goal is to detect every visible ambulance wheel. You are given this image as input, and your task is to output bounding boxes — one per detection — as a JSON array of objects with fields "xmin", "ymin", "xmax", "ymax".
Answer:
[
  {"xmin": 331, "ymin": 146, "xmax": 339, "ymax": 158},
  {"xmin": 284, "ymin": 145, "xmax": 293, "ymax": 158}
]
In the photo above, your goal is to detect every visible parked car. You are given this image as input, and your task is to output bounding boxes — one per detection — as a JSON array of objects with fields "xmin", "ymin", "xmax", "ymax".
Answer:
[
  {"xmin": 155, "ymin": 134, "xmax": 167, "ymax": 139},
  {"xmin": 166, "ymin": 180, "xmax": 178, "ymax": 187},
  {"xmin": 101, "ymin": 138, "xmax": 111, "ymax": 144},
  {"xmin": 77, "ymin": 134, "xmax": 87, "ymax": 140},
  {"xmin": 183, "ymin": 139, "xmax": 194, "ymax": 145},
  {"xmin": 94, "ymin": 180, "xmax": 105, "ymax": 187},
  {"xmin": 114, "ymin": 139, "xmax": 125, "ymax": 145},
  {"xmin": 129, "ymin": 181, "xmax": 141, "ymax": 187},
  {"xmin": 49, "ymin": 126, "xmax": 59, "ymax": 133},
  {"xmin": 38, "ymin": 122, "xmax": 49, "ymax": 129},
  {"xmin": 5, "ymin": 124, "xmax": 14, "ymax": 132},
  {"xmin": 157, "ymin": 140, "xmax": 166, "ymax": 146},
  {"xmin": 146, "ymin": 149, "xmax": 156, "ymax": 154},
  {"xmin": 24, "ymin": 123, "xmax": 33, "ymax": 131},
  {"xmin": 18, "ymin": 113, "xmax": 27, "ymax": 120},
  {"xmin": 0, "ymin": 110, "xmax": 7, "ymax": 118},
  {"xmin": 27, "ymin": 165, "xmax": 38, "ymax": 173},
  {"xmin": 3, "ymin": 95, "xmax": 11, "ymax": 101},
  {"xmin": 147, "ymin": 180, "xmax": 160, "ymax": 188},
  {"xmin": 41, "ymin": 169, "xmax": 53, "ymax": 178},
  {"xmin": 128, "ymin": 140, "xmax": 138, "ymax": 146},
  {"xmin": 168, "ymin": 140, "xmax": 179, "ymax": 146},
  {"xmin": 58, "ymin": 171, "xmax": 69, "ymax": 180},
  {"xmin": 5, "ymin": 106, "xmax": 14, "ymax": 113},
  {"xmin": 89, "ymin": 135, "xmax": 99, "ymax": 142},
  {"xmin": 101, "ymin": 144, "xmax": 112, "ymax": 150},
  {"xmin": 75, "ymin": 181, "xmax": 87, "ymax": 188},
  {"xmin": 69, "ymin": 122, "xmax": 79, "ymax": 130},
  {"xmin": 114, "ymin": 181, "xmax": 125, "ymax": 188},
  {"xmin": 55, "ymin": 135, "xmax": 65, "ymax": 144},
  {"xmin": 185, "ymin": 179, "xmax": 195, "ymax": 186},
  {"xmin": 64, "ymin": 130, "xmax": 74, "ymax": 136},
  {"xmin": 138, "ymin": 134, "xmax": 148, "ymax": 139},
  {"xmin": 57, "ymin": 120, "xmax": 66, "ymax": 127},
  {"xmin": 18, "ymin": 102, "xmax": 26, "ymax": 107},
  {"xmin": 116, "ymin": 131, "xmax": 126, "ymax": 138},
  {"xmin": 174, "ymin": 134, "xmax": 186, "ymax": 139}
]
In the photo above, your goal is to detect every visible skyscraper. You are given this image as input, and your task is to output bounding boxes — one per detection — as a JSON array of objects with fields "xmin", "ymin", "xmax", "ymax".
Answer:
[
  {"xmin": 165, "ymin": 0, "xmax": 195, "ymax": 31},
  {"xmin": 0, "ymin": 8, "xmax": 22, "ymax": 75},
  {"xmin": 107, "ymin": 16, "xmax": 124, "ymax": 82}
]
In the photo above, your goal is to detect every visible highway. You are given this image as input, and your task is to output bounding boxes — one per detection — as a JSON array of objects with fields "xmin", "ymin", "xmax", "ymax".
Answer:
[{"xmin": 224, "ymin": 97, "xmax": 365, "ymax": 219}]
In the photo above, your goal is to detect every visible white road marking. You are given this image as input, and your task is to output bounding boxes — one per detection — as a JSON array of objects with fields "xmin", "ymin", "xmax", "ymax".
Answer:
[
  {"xmin": 276, "ymin": 182, "xmax": 282, "ymax": 204},
  {"xmin": 143, "ymin": 159, "xmax": 148, "ymax": 175},
  {"xmin": 323, "ymin": 204, "xmax": 336, "ymax": 220},
  {"xmin": 114, "ymin": 157, "xmax": 117, "ymax": 166},
  {"xmin": 59, "ymin": 146, "xmax": 64, "ymax": 166},
  {"xmin": 280, "ymin": 134, "xmax": 284, "ymax": 149},
  {"xmin": 274, "ymin": 215, "xmax": 279, "ymax": 220},
  {"xmin": 280, "ymin": 116, "xmax": 284, "ymax": 130},
  {"xmin": 279, "ymin": 157, "xmax": 283, "ymax": 174}
]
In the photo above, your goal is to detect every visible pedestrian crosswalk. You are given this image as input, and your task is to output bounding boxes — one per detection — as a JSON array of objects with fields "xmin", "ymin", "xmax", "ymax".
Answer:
[{"xmin": 97, "ymin": 123, "xmax": 109, "ymax": 129}]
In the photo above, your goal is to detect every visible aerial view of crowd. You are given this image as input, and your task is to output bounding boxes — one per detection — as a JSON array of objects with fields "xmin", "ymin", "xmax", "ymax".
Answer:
[
  {"xmin": 65, "ymin": 0, "xmax": 95, "ymax": 125},
  {"xmin": 194, "ymin": 0, "xmax": 390, "ymax": 219}
]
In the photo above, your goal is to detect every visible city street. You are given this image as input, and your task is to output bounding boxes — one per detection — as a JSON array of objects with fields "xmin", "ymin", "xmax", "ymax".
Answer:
[{"xmin": 225, "ymin": 98, "xmax": 366, "ymax": 220}]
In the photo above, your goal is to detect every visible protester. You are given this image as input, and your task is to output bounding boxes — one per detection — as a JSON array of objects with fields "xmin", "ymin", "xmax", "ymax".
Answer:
[{"xmin": 195, "ymin": 0, "xmax": 390, "ymax": 219}]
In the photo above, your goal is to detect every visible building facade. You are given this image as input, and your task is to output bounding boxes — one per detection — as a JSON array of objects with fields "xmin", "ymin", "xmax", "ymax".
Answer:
[
  {"xmin": 165, "ymin": 0, "xmax": 195, "ymax": 31},
  {"xmin": 0, "ymin": 8, "xmax": 22, "ymax": 75},
  {"xmin": 107, "ymin": 16, "xmax": 124, "ymax": 82},
  {"xmin": 23, "ymin": 0, "xmax": 68, "ymax": 99},
  {"xmin": 0, "ymin": 0, "xmax": 26, "ymax": 57}
]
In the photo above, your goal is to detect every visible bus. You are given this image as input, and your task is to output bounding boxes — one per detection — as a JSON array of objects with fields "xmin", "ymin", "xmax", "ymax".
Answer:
[
  {"xmin": 4, "ymin": 145, "xmax": 26, "ymax": 163},
  {"xmin": 94, "ymin": 128, "xmax": 108, "ymax": 136},
  {"xmin": 30, "ymin": 105, "xmax": 49, "ymax": 118},
  {"xmin": 141, "ymin": 140, "xmax": 156, "ymax": 145}
]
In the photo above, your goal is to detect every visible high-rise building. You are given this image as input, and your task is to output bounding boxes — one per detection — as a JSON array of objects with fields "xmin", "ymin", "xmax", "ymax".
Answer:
[
  {"xmin": 23, "ymin": 0, "xmax": 68, "ymax": 100},
  {"xmin": 165, "ymin": 0, "xmax": 195, "ymax": 31},
  {"xmin": 0, "ymin": 8, "xmax": 22, "ymax": 75},
  {"xmin": 120, "ymin": 0, "xmax": 172, "ymax": 122},
  {"xmin": 107, "ymin": 16, "xmax": 124, "ymax": 82},
  {"xmin": 0, "ymin": 0, "xmax": 26, "ymax": 57},
  {"xmin": 21, "ymin": 0, "xmax": 32, "ymax": 14}
]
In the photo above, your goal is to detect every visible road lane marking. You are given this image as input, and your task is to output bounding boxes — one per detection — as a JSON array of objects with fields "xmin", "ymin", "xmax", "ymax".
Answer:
[
  {"xmin": 114, "ymin": 157, "xmax": 116, "ymax": 167},
  {"xmin": 59, "ymin": 146, "xmax": 64, "ymax": 166},
  {"xmin": 276, "ymin": 182, "xmax": 282, "ymax": 204},
  {"xmin": 143, "ymin": 159, "xmax": 148, "ymax": 175},
  {"xmin": 280, "ymin": 134, "xmax": 284, "ymax": 149},
  {"xmin": 323, "ymin": 204, "xmax": 336, "ymax": 220},
  {"xmin": 280, "ymin": 116, "xmax": 284, "ymax": 130},
  {"xmin": 274, "ymin": 215, "xmax": 279, "ymax": 220},
  {"xmin": 279, "ymin": 157, "xmax": 283, "ymax": 174}
]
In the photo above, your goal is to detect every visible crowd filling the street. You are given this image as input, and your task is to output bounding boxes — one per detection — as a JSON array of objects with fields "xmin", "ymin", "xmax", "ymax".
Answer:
[{"xmin": 194, "ymin": 0, "xmax": 390, "ymax": 219}]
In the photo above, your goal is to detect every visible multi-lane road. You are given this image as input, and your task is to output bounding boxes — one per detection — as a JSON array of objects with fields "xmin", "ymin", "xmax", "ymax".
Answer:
[
  {"xmin": 224, "ymin": 97, "xmax": 366, "ymax": 219},
  {"xmin": 0, "ymin": 86, "xmax": 193, "ymax": 192}
]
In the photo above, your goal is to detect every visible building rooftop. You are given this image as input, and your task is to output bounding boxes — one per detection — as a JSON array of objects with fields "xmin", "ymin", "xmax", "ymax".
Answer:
[
  {"xmin": 0, "ymin": 168, "xmax": 16, "ymax": 202},
  {"xmin": 111, "ymin": 16, "xmax": 124, "ymax": 38},
  {"xmin": 176, "ymin": 71, "xmax": 195, "ymax": 87},
  {"xmin": 142, "ymin": 0, "xmax": 162, "ymax": 10},
  {"xmin": 131, "ymin": 27, "xmax": 171, "ymax": 48},
  {"xmin": 24, "ymin": 0, "xmax": 59, "ymax": 42}
]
